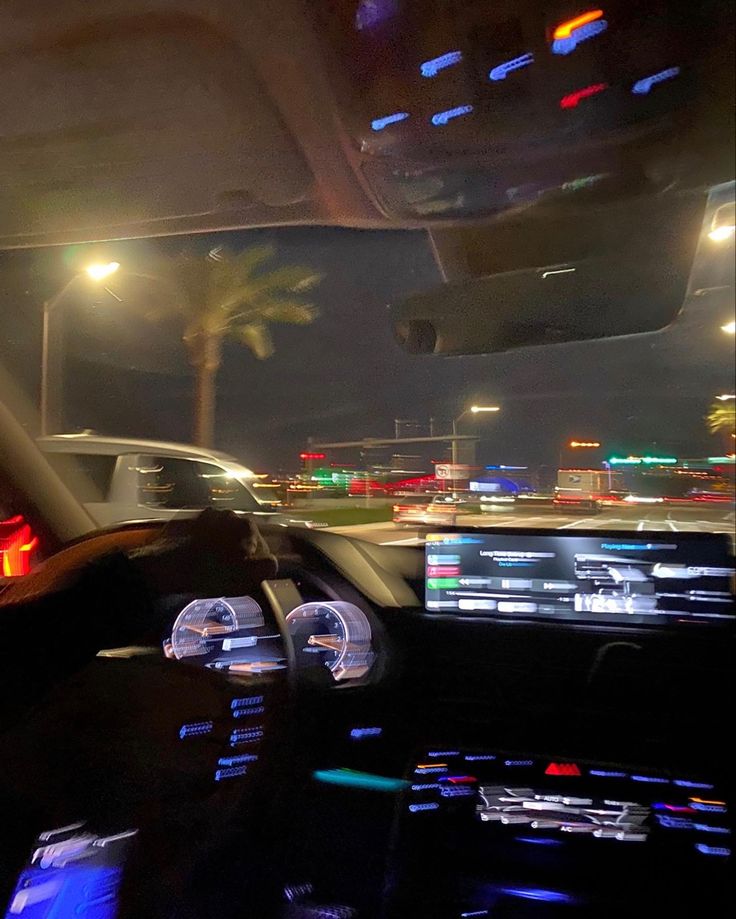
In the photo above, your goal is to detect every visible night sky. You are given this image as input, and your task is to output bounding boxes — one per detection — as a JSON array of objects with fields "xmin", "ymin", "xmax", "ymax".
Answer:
[{"xmin": 0, "ymin": 225, "xmax": 734, "ymax": 473}]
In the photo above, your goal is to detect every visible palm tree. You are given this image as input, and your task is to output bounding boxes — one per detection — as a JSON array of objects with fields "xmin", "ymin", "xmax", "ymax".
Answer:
[
  {"xmin": 706, "ymin": 400, "xmax": 736, "ymax": 448},
  {"xmin": 151, "ymin": 245, "xmax": 320, "ymax": 447}
]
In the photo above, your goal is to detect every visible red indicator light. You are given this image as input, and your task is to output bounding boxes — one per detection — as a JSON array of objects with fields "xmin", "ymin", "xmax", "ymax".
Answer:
[
  {"xmin": 553, "ymin": 9, "xmax": 604, "ymax": 40},
  {"xmin": 664, "ymin": 804, "xmax": 695, "ymax": 812},
  {"xmin": 545, "ymin": 762, "xmax": 582, "ymax": 776},
  {"xmin": 426, "ymin": 566, "xmax": 460, "ymax": 577},
  {"xmin": 299, "ymin": 452, "xmax": 326, "ymax": 460},
  {"xmin": 442, "ymin": 775, "xmax": 478, "ymax": 784},
  {"xmin": 560, "ymin": 83, "xmax": 608, "ymax": 109},
  {"xmin": 1, "ymin": 516, "xmax": 38, "ymax": 577}
]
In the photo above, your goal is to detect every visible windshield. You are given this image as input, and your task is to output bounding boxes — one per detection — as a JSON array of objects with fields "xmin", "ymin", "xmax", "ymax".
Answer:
[{"xmin": 0, "ymin": 185, "xmax": 734, "ymax": 560}]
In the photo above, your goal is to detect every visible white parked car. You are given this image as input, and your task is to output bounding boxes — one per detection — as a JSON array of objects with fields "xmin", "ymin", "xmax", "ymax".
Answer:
[{"xmin": 37, "ymin": 434, "xmax": 316, "ymax": 529}]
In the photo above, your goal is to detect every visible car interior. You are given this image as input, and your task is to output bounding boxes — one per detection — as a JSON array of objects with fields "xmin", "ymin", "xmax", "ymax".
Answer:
[{"xmin": 0, "ymin": 2, "xmax": 734, "ymax": 917}]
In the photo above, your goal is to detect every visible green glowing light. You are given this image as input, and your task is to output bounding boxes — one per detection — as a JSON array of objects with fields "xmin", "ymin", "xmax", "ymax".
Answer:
[
  {"xmin": 608, "ymin": 456, "xmax": 677, "ymax": 466},
  {"xmin": 312, "ymin": 768, "xmax": 409, "ymax": 793}
]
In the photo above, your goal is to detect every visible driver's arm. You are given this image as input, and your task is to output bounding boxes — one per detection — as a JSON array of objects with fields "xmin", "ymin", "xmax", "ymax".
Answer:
[
  {"xmin": 0, "ymin": 552, "xmax": 153, "ymax": 731},
  {"xmin": 0, "ymin": 509, "xmax": 276, "ymax": 732}
]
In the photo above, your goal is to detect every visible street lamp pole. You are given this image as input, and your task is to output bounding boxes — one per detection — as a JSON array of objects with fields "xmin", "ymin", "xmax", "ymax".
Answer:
[
  {"xmin": 40, "ymin": 299, "xmax": 53, "ymax": 438},
  {"xmin": 40, "ymin": 263, "xmax": 120, "ymax": 436},
  {"xmin": 451, "ymin": 404, "xmax": 500, "ymax": 492}
]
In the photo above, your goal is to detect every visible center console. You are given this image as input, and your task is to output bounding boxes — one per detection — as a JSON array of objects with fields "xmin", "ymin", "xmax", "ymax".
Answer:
[{"xmin": 388, "ymin": 746, "xmax": 732, "ymax": 917}]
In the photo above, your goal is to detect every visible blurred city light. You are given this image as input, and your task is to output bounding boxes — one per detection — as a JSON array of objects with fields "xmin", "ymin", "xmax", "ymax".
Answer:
[
  {"xmin": 708, "ymin": 201, "xmax": 735, "ymax": 242},
  {"xmin": 721, "ymin": 320, "xmax": 735, "ymax": 334},
  {"xmin": 715, "ymin": 394, "xmax": 736, "ymax": 401},
  {"xmin": 570, "ymin": 440, "xmax": 601, "ymax": 448},
  {"xmin": 85, "ymin": 261, "xmax": 120, "ymax": 281},
  {"xmin": 608, "ymin": 455, "xmax": 678, "ymax": 465},
  {"xmin": 470, "ymin": 405, "xmax": 501, "ymax": 413}
]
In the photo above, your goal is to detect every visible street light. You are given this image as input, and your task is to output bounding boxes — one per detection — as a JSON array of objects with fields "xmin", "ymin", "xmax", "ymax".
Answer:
[
  {"xmin": 561, "ymin": 439, "xmax": 601, "ymax": 468},
  {"xmin": 721, "ymin": 320, "xmax": 736, "ymax": 334},
  {"xmin": 85, "ymin": 261, "xmax": 120, "ymax": 281},
  {"xmin": 451, "ymin": 404, "xmax": 500, "ymax": 466},
  {"xmin": 716, "ymin": 394, "xmax": 736, "ymax": 401},
  {"xmin": 40, "ymin": 263, "xmax": 121, "ymax": 436},
  {"xmin": 470, "ymin": 405, "xmax": 501, "ymax": 415},
  {"xmin": 708, "ymin": 201, "xmax": 735, "ymax": 243}
]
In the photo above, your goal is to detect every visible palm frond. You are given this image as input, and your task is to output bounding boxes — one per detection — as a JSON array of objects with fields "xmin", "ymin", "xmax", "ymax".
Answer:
[
  {"xmin": 235, "ymin": 264, "xmax": 322, "ymax": 299},
  {"xmin": 236, "ymin": 322, "xmax": 274, "ymax": 360},
  {"xmin": 706, "ymin": 403, "xmax": 736, "ymax": 434},
  {"xmin": 146, "ymin": 243, "xmax": 321, "ymax": 357},
  {"xmin": 253, "ymin": 300, "xmax": 317, "ymax": 324}
]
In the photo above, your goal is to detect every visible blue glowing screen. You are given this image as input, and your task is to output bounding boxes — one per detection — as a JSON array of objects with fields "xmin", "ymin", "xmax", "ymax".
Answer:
[{"xmin": 4, "ymin": 825, "xmax": 135, "ymax": 919}]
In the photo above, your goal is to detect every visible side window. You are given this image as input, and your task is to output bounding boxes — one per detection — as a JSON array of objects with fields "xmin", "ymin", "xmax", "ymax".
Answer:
[
  {"xmin": 136, "ymin": 456, "xmax": 208, "ymax": 509},
  {"xmin": 135, "ymin": 457, "xmax": 260, "ymax": 511},
  {"xmin": 44, "ymin": 453, "xmax": 117, "ymax": 503},
  {"xmin": 195, "ymin": 462, "xmax": 260, "ymax": 512}
]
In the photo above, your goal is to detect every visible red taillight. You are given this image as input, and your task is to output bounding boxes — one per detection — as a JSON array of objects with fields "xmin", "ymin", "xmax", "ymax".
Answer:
[{"xmin": 1, "ymin": 516, "xmax": 38, "ymax": 577}]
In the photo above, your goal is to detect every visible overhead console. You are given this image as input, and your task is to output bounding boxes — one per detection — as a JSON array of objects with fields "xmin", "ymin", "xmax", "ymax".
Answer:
[
  {"xmin": 318, "ymin": 0, "xmax": 734, "ymax": 221},
  {"xmin": 424, "ymin": 530, "xmax": 735, "ymax": 628}
]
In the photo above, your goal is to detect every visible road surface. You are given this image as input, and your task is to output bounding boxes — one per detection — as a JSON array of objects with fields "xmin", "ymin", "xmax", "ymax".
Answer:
[{"xmin": 328, "ymin": 504, "xmax": 736, "ymax": 546}]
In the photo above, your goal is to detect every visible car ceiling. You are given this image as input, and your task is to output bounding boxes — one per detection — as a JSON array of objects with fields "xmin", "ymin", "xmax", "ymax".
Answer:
[
  {"xmin": 1, "ymin": 0, "xmax": 383, "ymax": 248},
  {"xmin": 2, "ymin": 0, "xmax": 733, "ymax": 249}
]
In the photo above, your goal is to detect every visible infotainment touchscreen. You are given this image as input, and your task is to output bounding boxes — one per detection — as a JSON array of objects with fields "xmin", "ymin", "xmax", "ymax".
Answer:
[{"xmin": 425, "ymin": 531, "xmax": 735, "ymax": 626}]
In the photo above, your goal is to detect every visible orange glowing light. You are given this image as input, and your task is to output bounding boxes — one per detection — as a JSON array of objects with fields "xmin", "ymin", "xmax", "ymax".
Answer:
[{"xmin": 553, "ymin": 9, "xmax": 604, "ymax": 39}]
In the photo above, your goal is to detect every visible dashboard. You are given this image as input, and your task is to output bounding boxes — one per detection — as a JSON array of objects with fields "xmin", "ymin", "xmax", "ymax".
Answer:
[{"xmin": 3, "ymin": 524, "xmax": 733, "ymax": 918}]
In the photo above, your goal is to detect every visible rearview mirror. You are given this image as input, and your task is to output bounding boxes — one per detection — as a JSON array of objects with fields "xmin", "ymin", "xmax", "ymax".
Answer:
[
  {"xmin": 392, "ymin": 193, "xmax": 716, "ymax": 355},
  {"xmin": 392, "ymin": 252, "xmax": 692, "ymax": 355}
]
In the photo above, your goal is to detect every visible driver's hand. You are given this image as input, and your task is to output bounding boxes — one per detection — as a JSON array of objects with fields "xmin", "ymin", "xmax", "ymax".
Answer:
[
  {"xmin": 0, "ymin": 510, "xmax": 278, "ymax": 728},
  {"xmin": 129, "ymin": 508, "xmax": 277, "ymax": 601}
]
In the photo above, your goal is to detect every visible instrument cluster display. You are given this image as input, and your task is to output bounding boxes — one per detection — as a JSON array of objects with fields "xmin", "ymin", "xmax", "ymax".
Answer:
[
  {"xmin": 285, "ymin": 601, "xmax": 375, "ymax": 682},
  {"xmin": 164, "ymin": 595, "xmax": 375, "ymax": 683},
  {"xmin": 164, "ymin": 596, "xmax": 287, "ymax": 674}
]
